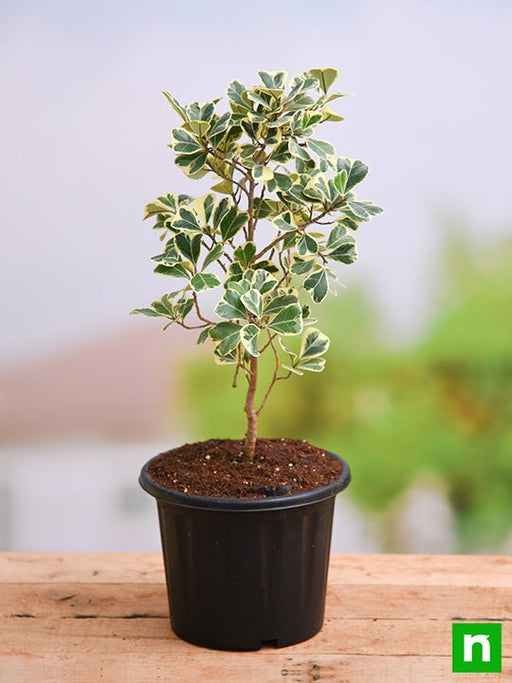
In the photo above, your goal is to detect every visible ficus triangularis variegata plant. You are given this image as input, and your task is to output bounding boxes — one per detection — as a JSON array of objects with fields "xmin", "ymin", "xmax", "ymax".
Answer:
[{"xmin": 132, "ymin": 68, "xmax": 382, "ymax": 463}]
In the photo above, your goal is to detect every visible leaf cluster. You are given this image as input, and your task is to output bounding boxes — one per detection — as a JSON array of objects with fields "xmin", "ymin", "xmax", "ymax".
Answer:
[{"xmin": 133, "ymin": 69, "xmax": 382, "ymax": 396}]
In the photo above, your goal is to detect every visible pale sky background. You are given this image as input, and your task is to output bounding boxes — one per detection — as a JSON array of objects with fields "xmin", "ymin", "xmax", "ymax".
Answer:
[{"xmin": 1, "ymin": 0, "xmax": 511, "ymax": 368}]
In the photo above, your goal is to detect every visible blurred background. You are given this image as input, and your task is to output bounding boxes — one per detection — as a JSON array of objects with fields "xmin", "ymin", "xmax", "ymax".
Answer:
[{"xmin": 1, "ymin": 0, "xmax": 511, "ymax": 553}]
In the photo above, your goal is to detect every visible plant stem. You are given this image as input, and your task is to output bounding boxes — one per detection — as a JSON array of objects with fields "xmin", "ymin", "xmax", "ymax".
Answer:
[
  {"xmin": 252, "ymin": 206, "xmax": 336, "ymax": 262},
  {"xmin": 243, "ymin": 356, "xmax": 258, "ymax": 463},
  {"xmin": 256, "ymin": 335, "xmax": 280, "ymax": 416}
]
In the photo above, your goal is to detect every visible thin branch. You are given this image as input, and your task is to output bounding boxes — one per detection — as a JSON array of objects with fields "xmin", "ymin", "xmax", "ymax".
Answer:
[
  {"xmin": 252, "ymin": 184, "xmax": 266, "ymax": 229},
  {"xmin": 175, "ymin": 320, "xmax": 209, "ymax": 330},
  {"xmin": 247, "ymin": 178, "xmax": 256, "ymax": 240},
  {"xmin": 232, "ymin": 348, "xmax": 242, "ymax": 388},
  {"xmin": 256, "ymin": 334, "xmax": 280, "ymax": 416},
  {"xmin": 206, "ymin": 160, "xmax": 250, "ymax": 200},
  {"xmin": 259, "ymin": 332, "xmax": 277, "ymax": 354},
  {"xmin": 277, "ymin": 249, "xmax": 290, "ymax": 284},
  {"xmin": 192, "ymin": 292, "xmax": 215, "ymax": 325},
  {"xmin": 252, "ymin": 206, "xmax": 333, "ymax": 262},
  {"xmin": 205, "ymin": 234, "xmax": 228, "ymax": 273}
]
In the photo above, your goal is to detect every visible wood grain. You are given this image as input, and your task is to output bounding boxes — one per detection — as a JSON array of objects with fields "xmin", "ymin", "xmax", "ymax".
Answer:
[{"xmin": 1, "ymin": 553, "xmax": 511, "ymax": 682}]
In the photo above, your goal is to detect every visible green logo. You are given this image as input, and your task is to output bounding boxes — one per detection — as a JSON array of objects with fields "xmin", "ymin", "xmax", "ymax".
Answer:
[{"xmin": 452, "ymin": 623, "xmax": 502, "ymax": 673}]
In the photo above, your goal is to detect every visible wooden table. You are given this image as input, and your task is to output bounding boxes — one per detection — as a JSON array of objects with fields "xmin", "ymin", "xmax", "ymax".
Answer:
[{"xmin": 1, "ymin": 553, "xmax": 510, "ymax": 682}]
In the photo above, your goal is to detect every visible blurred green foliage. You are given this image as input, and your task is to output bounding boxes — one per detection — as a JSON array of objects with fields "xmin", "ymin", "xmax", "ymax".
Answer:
[{"xmin": 180, "ymin": 237, "xmax": 512, "ymax": 550}]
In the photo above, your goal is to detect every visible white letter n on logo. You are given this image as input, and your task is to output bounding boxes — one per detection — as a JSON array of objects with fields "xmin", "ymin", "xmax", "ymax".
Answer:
[{"xmin": 464, "ymin": 634, "xmax": 491, "ymax": 662}]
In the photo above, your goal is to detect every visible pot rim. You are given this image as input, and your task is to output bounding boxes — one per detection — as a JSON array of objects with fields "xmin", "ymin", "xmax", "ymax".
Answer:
[{"xmin": 139, "ymin": 447, "xmax": 351, "ymax": 512}]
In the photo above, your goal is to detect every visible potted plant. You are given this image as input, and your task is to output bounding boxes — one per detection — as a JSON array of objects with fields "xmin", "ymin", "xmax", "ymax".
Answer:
[{"xmin": 134, "ymin": 68, "xmax": 382, "ymax": 651}]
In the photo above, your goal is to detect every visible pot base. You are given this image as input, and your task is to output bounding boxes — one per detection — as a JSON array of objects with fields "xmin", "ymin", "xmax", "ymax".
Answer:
[{"xmin": 157, "ymin": 496, "xmax": 335, "ymax": 651}]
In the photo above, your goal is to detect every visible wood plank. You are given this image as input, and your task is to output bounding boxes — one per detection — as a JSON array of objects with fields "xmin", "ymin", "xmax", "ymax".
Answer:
[
  {"xmin": 328, "ymin": 554, "xmax": 512, "ymax": 587},
  {"xmin": 1, "ymin": 553, "xmax": 511, "ymax": 586},
  {"xmin": 1, "ymin": 582, "xmax": 511, "ymax": 621},
  {"xmin": 1, "ymin": 553, "xmax": 511, "ymax": 683},
  {"xmin": 1, "ymin": 616, "xmax": 511, "ymax": 657},
  {"xmin": 1, "ymin": 652, "xmax": 510, "ymax": 683},
  {"xmin": 0, "ymin": 553, "xmax": 164, "ymax": 584}
]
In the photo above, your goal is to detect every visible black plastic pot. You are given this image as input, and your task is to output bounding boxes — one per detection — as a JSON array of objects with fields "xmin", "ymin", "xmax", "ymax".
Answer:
[{"xmin": 139, "ymin": 449, "xmax": 351, "ymax": 651}]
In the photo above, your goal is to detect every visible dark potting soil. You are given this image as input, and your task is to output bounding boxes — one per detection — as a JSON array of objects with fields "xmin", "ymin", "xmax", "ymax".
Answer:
[{"xmin": 147, "ymin": 438, "xmax": 343, "ymax": 499}]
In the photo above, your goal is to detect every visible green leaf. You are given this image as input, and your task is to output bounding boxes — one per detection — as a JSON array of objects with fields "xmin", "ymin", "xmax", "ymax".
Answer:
[
  {"xmin": 287, "ymin": 73, "xmax": 319, "ymax": 99},
  {"xmin": 246, "ymin": 89, "xmax": 272, "ymax": 109},
  {"xmin": 328, "ymin": 240, "xmax": 358, "ymax": 264},
  {"xmin": 253, "ymin": 197, "xmax": 287, "ymax": 219},
  {"xmin": 273, "ymin": 211, "xmax": 297, "ymax": 232},
  {"xmin": 325, "ymin": 92, "xmax": 345, "ymax": 104},
  {"xmin": 268, "ymin": 304, "xmax": 303, "ymax": 335},
  {"xmin": 203, "ymin": 243, "xmax": 224, "ymax": 269},
  {"xmin": 296, "ymin": 233, "xmax": 318, "ymax": 256},
  {"xmin": 209, "ymin": 321, "xmax": 242, "ymax": 355},
  {"xmin": 326, "ymin": 224, "xmax": 350, "ymax": 250},
  {"xmin": 233, "ymin": 241, "xmax": 256, "ymax": 268},
  {"xmin": 271, "ymin": 141, "xmax": 292, "ymax": 165},
  {"xmin": 220, "ymin": 207, "xmax": 249, "ymax": 241},
  {"xmin": 227, "ymin": 80, "xmax": 248, "ymax": 108},
  {"xmin": 185, "ymin": 101, "xmax": 215, "ymax": 122},
  {"xmin": 174, "ymin": 150, "xmax": 208, "ymax": 178},
  {"xmin": 225, "ymin": 261, "xmax": 244, "ymax": 285},
  {"xmin": 258, "ymin": 70, "xmax": 287, "ymax": 90},
  {"xmin": 214, "ymin": 289, "xmax": 247, "ymax": 320},
  {"xmin": 289, "ymin": 139, "xmax": 312, "ymax": 161},
  {"xmin": 241, "ymin": 288, "xmax": 263, "ymax": 318},
  {"xmin": 282, "ymin": 231, "xmax": 298, "ymax": 249},
  {"xmin": 337, "ymin": 157, "xmax": 369, "ymax": 191},
  {"xmin": 151, "ymin": 294, "xmax": 175, "ymax": 316},
  {"xmin": 306, "ymin": 138, "xmax": 336, "ymax": 160},
  {"xmin": 273, "ymin": 172, "xmax": 293, "ymax": 192},
  {"xmin": 175, "ymin": 232, "xmax": 201, "ymax": 265},
  {"xmin": 190, "ymin": 272, "xmax": 222, "ymax": 292},
  {"xmin": 252, "ymin": 165, "xmax": 273, "ymax": 181},
  {"xmin": 210, "ymin": 179, "xmax": 233, "ymax": 194},
  {"xmin": 171, "ymin": 128, "xmax": 202, "ymax": 155},
  {"xmin": 253, "ymin": 259, "xmax": 279, "ymax": 274},
  {"xmin": 154, "ymin": 263, "xmax": 189, "ymax": 278},
  {"xmin": 228, "ymin": 279, "xmax": 250, "ymax": 296},
  {"xmin": 304, "ymin": 268, "xmax": 329, "ymax": 303},
  {"xmin": 182, "ymin": 119, "xmax": 210, "ymax": 136},
  {"xmin": 191, "ymin": 194, "xmax": 215, "ymax": 224},
  {"xmin": 177, "ymin": 298, "xmax": 194, "ymax": 320},
  {"xmin": 213, "ymin": 198, "xmax": 230, "ymax": 229},
  {"xmin": 302, "ymin": 180, "xmax": 324, "ymax": 202},
  {"xmin": 282, "ymin": 364, "xmax": 305, "ymax": 376},
  {"xmin": 296, "ymin": 357, "xmax": 326, "ymax": 372},
  {"xmin": 143, "ymin": 194, "xmax": 177, "ymax": 220},
  {"xmin": 162, "ymin": 91, "xmax": 188, "ymax": 121},
  {"xmin": 208, "ymin": 112, "xmax": 231, "ymax": 139},
  {"xmin": 264, "ymin": 294, "xmax": 299, "ymax": 315},
  {"xmin": 291, "ymin": 255, "xmax": 315, "ymax": 275},
  {"xmin": 299, "ymin": 328, "xmax": 330, "ymax": 359},
  {"xmin": 334, "ymin": 169, "xmax": 348, "ymax": 195},
  {"xmin": 130, "ymin": 307, "xmax": 161, "ymax": 318},
  {"xmin": 240, "ymin": 324, "xmax": 260, "ymax": 357},
  {"xmin": 347, "ymin": 200, "xmax": 384, "ymax": 220},
  {"xmin": 302, "ymin": 111, "xmax": 323, "ymax": 132},
  {"xmin": 241, "ymin": 120, "xmax": 260, "ymax": 141},
  {"xmin": 250, "ymin": 269, "xmax": 277, "ymax": 294},
  {"xmin": 307, "ymin": 68, "xmax": 338, "ymax": 94},
  {"xmin": 213, "ymin": 348, "xmax": 238, "ymax": 365},
  {"xmin": 321, "ymin": 107, "xmax": 344, "ymax": 123},
  {"xmin": 197, "ymin": 328, "xmax": 210, "ymax": 345}
]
